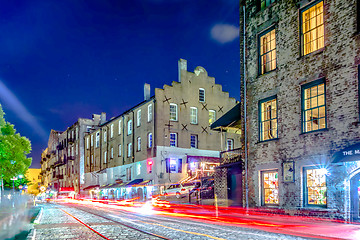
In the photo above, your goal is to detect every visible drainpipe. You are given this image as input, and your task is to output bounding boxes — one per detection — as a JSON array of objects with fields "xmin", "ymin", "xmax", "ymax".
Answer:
[
  {"xmin": 243, "ymin": 4, "xmax": 249, "ymax": 210},
  {"xmin": 122, "ymin": 116, "xmax": 125, "ymax": 165}
]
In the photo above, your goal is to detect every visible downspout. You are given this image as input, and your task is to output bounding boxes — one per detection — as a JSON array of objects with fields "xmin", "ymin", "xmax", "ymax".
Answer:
[
  {"xmin": 243, "ymin": 4, "xmax": 249, "ymax": 210},
  {"xmin": 122, "ymin": 116, "xmax": 125, "ymax": 165}
]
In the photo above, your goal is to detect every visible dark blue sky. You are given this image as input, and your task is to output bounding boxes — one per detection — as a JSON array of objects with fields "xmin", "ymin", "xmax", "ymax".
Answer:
[{"xmin": 0, "ymin": 0, "xmax": 240, "ymax": 168}]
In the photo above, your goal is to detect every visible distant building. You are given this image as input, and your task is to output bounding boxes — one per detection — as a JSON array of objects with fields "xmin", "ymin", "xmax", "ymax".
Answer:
[
  {"xmin": 83, "ymin": 59, "xmax": 240, "ymax": 200},
  {"xmin": 240, "ymin": 0, "xmax": 360, "ymax": 220},
  {"xmin": 25, "ymin": 168, "xmax": 41, "ymax": 195}
]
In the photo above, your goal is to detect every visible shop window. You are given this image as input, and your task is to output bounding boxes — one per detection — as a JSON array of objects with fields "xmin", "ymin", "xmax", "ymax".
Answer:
[
  {"xmin": 301, "ymin": 1, "xmax": 324, "ymax": 55},
  {"xmin": 190, "ymin": 135, "xmax": 198, "ymax": 148},
  {"xmin": 190, "ymin": 107, "xmax": 198, "ymax": 124},
  {"xmin": 170, "ymin": 103, "xmax": 178, "ymax": 121},
  {"xmin": 166, "ymin": 158, "xmax": 182, "ymax": 173},
  {"xmin": 199, "ymin": 88, "xmax": 205, "ymax": 102},
  {"xmin": 259, "ymin": 96, "xmax": 278, "ymax": 141},
  {"xmin": 262, "ymin": 170, "xmax": 279, "ymax": 205},
  {"xmin": 170, "ymin": 133, "xmax": 177, "ymax": 147},
  {"xmin": 259, "ymin": 28, "xmax": 276, "ymax": 75},
  {"xmin": 302, "ymin": 79, "xmax": 326, "ymax": 132},
  {"xmin": 209, "ymin": 110, "xmax": 216, "ymax": 125},
  {"xmin": 304, "ymin": 167, "xmax": 327, "ymax": 206}
]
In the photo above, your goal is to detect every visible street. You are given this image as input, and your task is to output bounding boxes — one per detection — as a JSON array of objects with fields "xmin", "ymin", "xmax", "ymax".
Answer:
[{"xmin": 26, "ymin": 199, "xmax": 360, "ymax": 240}]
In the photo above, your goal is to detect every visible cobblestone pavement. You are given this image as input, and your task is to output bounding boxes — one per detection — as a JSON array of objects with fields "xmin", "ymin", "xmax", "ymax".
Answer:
[{"xmin": 27, "ymin": 202, "xmax": 310, "ymax": 240}]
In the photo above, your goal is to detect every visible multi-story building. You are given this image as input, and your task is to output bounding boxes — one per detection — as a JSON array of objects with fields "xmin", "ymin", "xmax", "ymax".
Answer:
[
  {"xmin": 240, "ymin": 0, "xmax": 360, "ymax": 220},
  {"xmin": 84, "ymin": 59, "xmax": 240, "ymax": 200},
  {"xmin": 41, "ymin": 114, "xmax": 105, "ymax": 195}
]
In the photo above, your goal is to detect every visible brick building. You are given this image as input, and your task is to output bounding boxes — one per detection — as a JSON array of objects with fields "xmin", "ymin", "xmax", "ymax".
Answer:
[{"xmin": 240, "ymin": 0, "xmax": 360, "ymax": 220}]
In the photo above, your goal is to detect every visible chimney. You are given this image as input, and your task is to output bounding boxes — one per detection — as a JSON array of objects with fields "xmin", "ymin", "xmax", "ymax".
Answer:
[
  {"xmin": 178, "ymin": 58, "xmax": 187, "ymax": 82},
  {"xmin": 100, "ymin": 112, "xmax": 106, "ymax": 124},
  {"xmin": 144, "ymin": 83, "xmax": 150, "ymax": 101}
]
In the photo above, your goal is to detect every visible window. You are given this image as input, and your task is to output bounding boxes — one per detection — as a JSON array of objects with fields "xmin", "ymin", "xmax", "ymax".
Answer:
[
  {"xmin": 128, "ymin": 143, "xmax": 132, "ymax": 157},
  {"xmin": 118, "ymin": 144, "xmax": 122, "ymax": 156},
  {"xmin": 87, "ymin": 156, "xmax": 89, "ymax": 166},
  {"xmin": 262, "ymin": 171, "xmax": 279, "ymax": 205},
  {"xmin": 127, "ymin": 120, "xmax": 132, "ymax": 135},
  {"xmin": 199, "ymin": 88, "xmax": 205, "ymax": 102},
  {"xmin": 91, "ymin": 134, "xmax": 94, "ymax": 147},
  {"xmin": 302, "ymin": 79, "xmax": 326, "ymax": 132},
  {"xmin": 226, "ymin": 139, "xmax": 234, "ymax": 151},
  {"xmin": 190, "ymin": 107, "xmax": 198, "ymax": 124},
  {"xmin": 126, "ymin": 168, "xmax": 131, "ymax": 181},
  {"xmin": 91, "ymin": 155, "xmax": 94, "ymax": 164},
  {"xmin": 104, "ymin": 151, "xmax": 107, "ymax": 164},
  {"xmin": 170, "ymin": 133, "xmax": 177, "ymax": 147},
  {"xmin": 301, "ymin": 1, "xmax": 324, "ymax": 56},
  {"xmin": 259, "ymin": 29, "xmax": 276, "ymax": 75},
  {"xmin": 190, "ymin": 135, "xmax": 198, "ymax": 148},
  {"xmin": 170, "ymin": 103, "xmax": 178, "ymax": 121},
  {"xmin": 148, "ymin": 104, "xmax": 153, "ymax": 122},
  {"xmin": 118, "ymin": 120, "xmax": 122, "ymax": 135},
  {"xmin": 96, "ymin": 132, "xmax": 100, "ymax": 147},
  {"xmin": 209, "ymin": 110, "xmax": 216, "ymax": 125},
  {"xmin": 304, "ymin": 167, "xmax": 327, "ymax": 206},
  {"xmin": 111, "ymin": 147, "xmax": 114, "ymax": 159},
  {"xmin": 86, "ymin": 137, "xmax": 89, "ymax": 149},
  {"xmin": 259, "ymin": 0, "xmax": 275, "ymax": 11},
  {"xmin": 136, "ymin": 162, "xmax": 141, "ymax": 175},
  {"xmin": 137, "ymin": 109, "xmax": 141, "ymax": 126},
  {"xmin": 110, "ymin": 124, "xmax": 114, "ymax": 138},
  {"xmin": 104, "ymin": 130, "xmax": 107, "ymax": 142},
  {"xmin": 148, "ymin": 133, "xmax": 153, "ymax": 148},
  {"xmin": 259, "ymin": 96, "xmax": 278, "ymax": 141},
  {"xmin": 137, "ymin": 137, "xmax": 141, "ymax": 151},
  {"xmin": 166, "ymin": 158, "xmax": 182, "ymax": 173}
]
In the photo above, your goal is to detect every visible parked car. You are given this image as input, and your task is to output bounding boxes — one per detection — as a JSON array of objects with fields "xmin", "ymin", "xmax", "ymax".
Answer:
[
  {"xmin": 189, "ymin": 178, "xmax": 215, "ymax": 202},
  {"xmin": 164, "ymin": 181, "xmax": 197, "ymax": 199}
]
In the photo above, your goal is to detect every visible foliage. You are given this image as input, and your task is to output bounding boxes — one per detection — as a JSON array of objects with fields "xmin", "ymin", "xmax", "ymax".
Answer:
[
  {"xmin": 3, "ymin": 176, "xmax": 31, "ymax": 189},
  {"xmin": 0, "ymin": 105, "xmax": 32, "ymax": 181}
]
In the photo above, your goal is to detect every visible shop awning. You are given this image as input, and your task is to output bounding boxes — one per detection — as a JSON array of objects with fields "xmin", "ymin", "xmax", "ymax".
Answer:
[
  {"xmin": 211, "ymin": 103, "xmax": 241, "ymax": 133},
  {"xmin": 126, "ymin": 179, "xmax": 143, "ymax": 186},
  {"xmin": 215, "ymin": 161, "xmax": 242, "ymax": 169},
  {"xmin": 82, "ymin": 185, "xmax": 99, "ymax": 191},
  {"xmin": 134, "ymin": 180, "xmax": 152, "ymax": 186},
  {"xmin": 332, "ymin": 143, "xmax": 360, "ymax": 163}
]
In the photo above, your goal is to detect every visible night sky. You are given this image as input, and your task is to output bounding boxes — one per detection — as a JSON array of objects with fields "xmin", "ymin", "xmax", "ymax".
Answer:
[{"xmin": 0, "ymin": 0, "xmax": 240, "ymax": 169}]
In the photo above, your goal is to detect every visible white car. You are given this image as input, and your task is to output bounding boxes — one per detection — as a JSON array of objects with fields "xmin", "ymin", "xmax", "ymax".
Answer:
[{"xmin": 164, "ymin": 182, "xmax": 197, "ymax": 199}]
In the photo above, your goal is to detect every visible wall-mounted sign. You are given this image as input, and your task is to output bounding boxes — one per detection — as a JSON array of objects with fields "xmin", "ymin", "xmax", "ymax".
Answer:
[
  {"xmin": 332, "ymin": 143, "xmax": 360, "ymax": 163},
  {"xmin": 283, "ymin": 161, "xmax": 295, "ymax": 182}
]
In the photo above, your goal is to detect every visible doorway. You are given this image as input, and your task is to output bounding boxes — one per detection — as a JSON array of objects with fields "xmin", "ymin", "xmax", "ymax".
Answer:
[
  {"xmin": 227, "ymin": 166, "xmax": 242, "ymax": 206},
  {"xmin": 350, "ymin": 172, "xmax": 360, "ymax": 221}
]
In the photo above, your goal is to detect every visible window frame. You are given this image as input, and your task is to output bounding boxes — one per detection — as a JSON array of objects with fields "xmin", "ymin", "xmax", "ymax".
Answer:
[
  {"xmin": 226, "ymin": 139, "xmax": 234, "ymax": 151},
  {"xmin": 170, "ymin": 133, "xmax": 177, "ymax": 147},
  {"xmin": 261, "ymin": 170, "xmax": 279, "ymax": 206},
  {"xmin": 96, "ymin": 132, "xmax": 100, "ymax": 148},
  {"xmin": 128, "ymin": 143, "xmax": 132, "ymax": 157},
  {"xmin": 300, "ymin": 0, "xmax": 325, "ymax": 56},
  {"xmin": 110, "ymin": 124, "xmax": 114, "ymax": 138},
  {"xmin": 209, "ymin": 110, "xmax": 216, "ymax": 125},
  {"xmin": 190, "ymin": 107, "xmax": 198, "ymax": 124},
  {"xmin": 118, "ymin": 144, "xmax": 122, "ymax": 156},
  {"xmin": 258, "ymin": 95, "xmax": 278, "ymax": 142},
  {"xmin": 301, "ymin": 78, "xmax": 327, "ymax": 133},
  {"xmin": 127, "ymin": 119, "xmax": 132, "ymax": 135},
  {"xmin": 137, "ymin": 137, "xmax": 141, "ymax": 151},
  {"xmin": 118, "ymin": 120, "xmax": 122, "ymax": 135},
  {"xmin": 199, "ymin": 88, "xmax": 205, "ymax": 102},
  {"xmin": 258, "ymin": 27, "xmax": 277, "ymax": 75},
  {"xmin": 110, "ymin": 147, "xmax": 114, "ymax": 159},
  {"xmin": 103, "ymin": 130, "xmax": 107, "ymax": 143},
  {"xmin": 170, "ymin": 103, "xmax": 178, "ymax": 121},
  {"xmin": 148, "ymin": 104, "xmax": 153, "ymax": 122},
  {"xmin": 303, "ymin": 166, "xmax": 327, "ymax": 208},
  {"xmin": 258, "ymin": 0, "xmax": 276, "ymax": 11},
  {"xmin": 190, "ymin": 134, "xmax": 198, "ymax": 148},
  {"xmin": 104, "ymin": 151, "xmax": 107, "ymax": 164}
]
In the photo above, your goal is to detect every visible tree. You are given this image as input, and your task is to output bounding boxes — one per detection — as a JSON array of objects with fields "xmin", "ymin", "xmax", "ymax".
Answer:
[{"xmin": 0, "ymin": 105, "xmax": 32, "ymax": 192}]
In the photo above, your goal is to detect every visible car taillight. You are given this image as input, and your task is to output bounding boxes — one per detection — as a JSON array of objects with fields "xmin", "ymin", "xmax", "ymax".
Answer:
[{"xmin": 181, "ymin": 188, "xmax": 186, "ymax": 191}]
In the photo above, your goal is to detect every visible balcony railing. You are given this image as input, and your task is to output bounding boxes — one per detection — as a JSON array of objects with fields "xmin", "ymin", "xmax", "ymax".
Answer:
[{"xmin": 220, "ymin": 148, "xmax": 241, "ymax": 165}]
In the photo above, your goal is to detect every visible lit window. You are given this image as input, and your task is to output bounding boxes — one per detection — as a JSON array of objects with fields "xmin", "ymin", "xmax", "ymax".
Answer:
[
  {"xmin": 209, "ymin": 110, "xmax": 216, "ymax": 125},
  {"xmin": 170, "ymin": 133, "xmax": 177, "ymax": 147},
  {"xmin": 301, "ymin": 1, "xmax": 324, "ymax": 55},
  {"xmin": 199, "ymin": 88, "xmax": 205, "ymax": 102},
  {"xmin": 148, "ymin": 104, "xmax": 153, "ymax": 122},
  {"xmin": 262, "ymin": 171, "xmax": 279, "ymax": 205},
  {"xmin": 190, "ymin": 107, "xmax": 198, "ymax": 124},
  {"xmin": 96, "ymin": 132, "xmax": 100, "ymax": 148},
  {"xmin": 110, "ymin": 124, "xmax": 114, "ymax": 138},
  {"xmin": 128, "ymin": 143, "xmax": 132, "ymax": 157},
  {"xmin": 190, "ymin": 135, "xmax": 198, "ymax": 148},
  {"xmin": 148, "ymin": 133, "xmax": 152, "ymax": 148},
  {"xmin": 127, "ymin": 120, "xmax": 132, "ymax": 135},
  {"xmin": 103, "ymin": 130, "xmax": 107, "ymax": 142},
  {"xmin": 170, "ymin": 103, "xmax": 178, "ymax": 121},
  {"xmin": 104, "ymin": 151, "xmax": 107, "ymax": 164},
  {"xmin": 259, "ymin": 0, "xmax": 275, "ymax": 11},
  {"xmin": 226, "ymin": 139, "xmax": 234, "ymax": 151},
  {"xmin": 118, "ymin": 144, "xmax": 121, "ymax": 156},
  {"xmin": 259, "ymin": 96, "xmax": 277, "ymax": 141},
  {"xmin": 137, "ymin": 109, "xmax": 141, "ymax": 127},
  {"xmin": 137, "ymin": 137, "xmax": 141, "ymax": 151},
  {"xmin": 111, "ymin": 147, "xmax": 113, "ymax": 159},
  {"xmin": 118, "ymin": 120, "xmax": 122, "ymax": 135},
  {"xmin": 302, "ymin": 79, "xmax": 326, "ymax": 132},
  {"xmin": 259, "ymin": 29, "xmax": 276, "ymax": 75},
  {"xmin": 166, "ymin": 158, "xmax": 182, "ymax": 173},
  {"xmin": 304, "ymin": 167, "xmax": 327, "ymax": 206}
]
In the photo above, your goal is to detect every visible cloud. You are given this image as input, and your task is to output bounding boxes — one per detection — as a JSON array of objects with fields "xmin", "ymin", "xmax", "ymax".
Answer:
[
  {"xmin": 211, "ymin": 24, "xmax": 239, "ymax": 44},
  {"xmin": 0, "ymin": 80, "xmax": 48, "ymax": 140}
]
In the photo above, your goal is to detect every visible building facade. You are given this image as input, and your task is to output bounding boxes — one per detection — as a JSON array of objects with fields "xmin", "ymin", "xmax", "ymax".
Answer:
[
  {"xmin": 83, "ymin": 59, "xmax": 240, "ymax": 200},
  {"xmin": 240, "ymin": 0, "xmax": 360, "ymax": 220}
]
